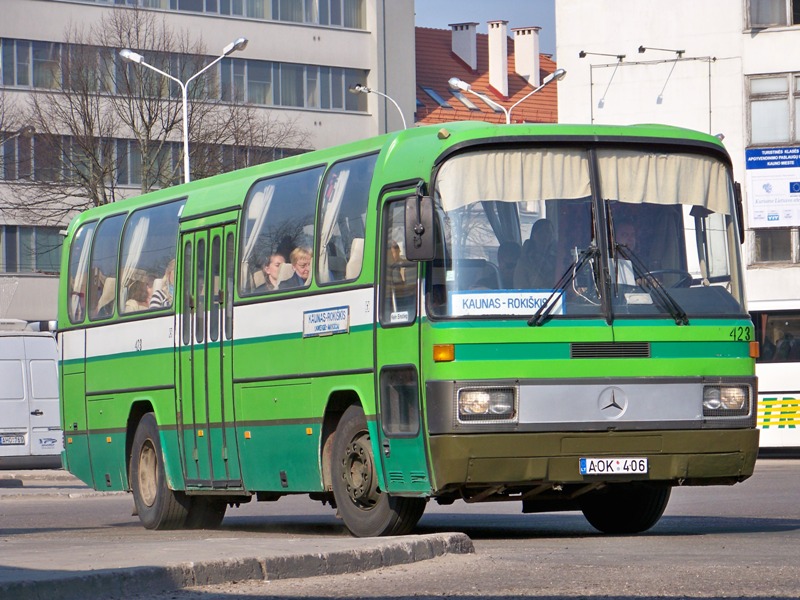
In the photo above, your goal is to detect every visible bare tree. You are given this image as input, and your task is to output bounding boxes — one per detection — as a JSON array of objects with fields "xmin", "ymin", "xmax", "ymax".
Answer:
[{"xmin": 4, "ymin": 6, "xmax": 310, "ymax": 224}]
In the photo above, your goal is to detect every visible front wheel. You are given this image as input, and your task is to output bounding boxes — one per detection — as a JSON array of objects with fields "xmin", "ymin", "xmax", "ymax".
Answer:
[
  {"xmin": 331, "ymin": 405, "xmax": 425, "ymax": 537},
  {"xmin": 130, "ymin": 413, "xmax": 190, "ymax": 530},
  {"xmin": 579, "ymin": 483, "xmax": 671, "ymax": 534}
]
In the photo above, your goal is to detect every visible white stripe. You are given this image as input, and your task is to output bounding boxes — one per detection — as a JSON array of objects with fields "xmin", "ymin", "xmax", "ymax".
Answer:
[
  {"xmin": 84, "ymin": 316, "xmax": 176, "ymax": 360},
  {"xmin": 234, "ymin": 287, "xmax": 375, "ymax": 340},
  {"xmin": 64, "ymin": 288, "xmax": 376, "ymax": 360}
]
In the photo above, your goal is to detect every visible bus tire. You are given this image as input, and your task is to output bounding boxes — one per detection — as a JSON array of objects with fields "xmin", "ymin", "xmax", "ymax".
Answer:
[
  {"xmin": 579, "ymin": 483, "xmax": 671, "ymax": 534},
  {"xmin": 331, "ymin": 405, "xmax": 425, "ymax": 537},
  {"xmin": 130, "ymin": 413, "xmax": 190, "ymax": 530},
  {"xmin": 185, "ymin": 497, "xmax": 227, "ymax": 529}
]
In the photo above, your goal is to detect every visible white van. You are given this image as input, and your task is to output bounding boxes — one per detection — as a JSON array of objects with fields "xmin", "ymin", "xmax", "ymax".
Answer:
[{"xmin": 0, "ymin": 319, "xmax": 62, "ymax": 468}]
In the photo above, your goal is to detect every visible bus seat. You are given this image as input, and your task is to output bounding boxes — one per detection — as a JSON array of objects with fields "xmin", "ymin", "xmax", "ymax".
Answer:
[
  {"xmin": 345, "ymin": 238, "xmax": 364, "ymax": 279},
  {"xmin": 251, "ymin": 269, "xmax": 266, "ymax": 290},
  {"xmin": 277, "ymin": 262, "xmax": 295, "ymax": 285}
]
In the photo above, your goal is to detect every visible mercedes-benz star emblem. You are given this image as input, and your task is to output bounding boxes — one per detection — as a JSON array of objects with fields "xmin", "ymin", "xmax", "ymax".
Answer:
[{"xmin": 598, "ymin": 387, "xmax": 628, "ymax": 419}]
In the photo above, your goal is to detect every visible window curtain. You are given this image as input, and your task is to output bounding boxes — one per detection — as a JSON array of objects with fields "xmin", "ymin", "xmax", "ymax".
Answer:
[
  {"xmin": 481, "ymin": 201, "xmax": 522, "ymax": 246},
  {"xmin": 317, "ymin": 168, "xmax": 350, "ymax": 283},
  {"xmin": 435, "ymin": 149, "xmax": 591, "ymax": 211},
  {"xmin": 241, "ymin": 184, "xmax": 275, "ymax": 272},
  {"xmin": 120, "ymin": 216, "xmax": 150, "ymax": 292}
]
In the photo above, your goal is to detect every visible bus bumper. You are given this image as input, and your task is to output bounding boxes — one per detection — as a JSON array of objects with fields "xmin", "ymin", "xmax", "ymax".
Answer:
[{"xmin": 427, "ymin": 428, "xmax": 759, "ymax": 492}]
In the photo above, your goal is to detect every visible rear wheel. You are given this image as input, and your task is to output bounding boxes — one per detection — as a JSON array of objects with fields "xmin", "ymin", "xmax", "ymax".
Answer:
[
  {"xmin": 185, "ymin": 497, "xmax": 227, "ymax": 529},
  {"xmin": 130, "ymin": 413, "xmax": 190, "ymax": 530},
  {"xmin": 579, "ymin": 483, "xmax": 671, "ymax": 534},
  {"xmin": 331, "ymin": 405, "xmax": 425, "ymax": 537}
]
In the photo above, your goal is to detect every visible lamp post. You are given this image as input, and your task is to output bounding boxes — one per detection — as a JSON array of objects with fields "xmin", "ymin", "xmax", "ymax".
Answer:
[
  {"xmin": 348, "ymin": 84, "xmax": 407, "ymax": 131},
  {"xmin": 119, "ymin": 37, "xmax": 248, "ymax": 184},
  {"xmin": 449, "ymin": 69, "xmax": 566, "ymax": 125}
]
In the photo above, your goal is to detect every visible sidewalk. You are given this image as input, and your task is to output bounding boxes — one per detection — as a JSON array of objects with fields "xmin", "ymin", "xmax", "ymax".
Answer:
[{"xmin": 0, "ymin": 470, "xmax": 474, "ymax": 600}]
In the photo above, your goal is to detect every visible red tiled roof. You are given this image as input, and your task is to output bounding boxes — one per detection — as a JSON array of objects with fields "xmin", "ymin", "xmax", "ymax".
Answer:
[{"xmin": 415, "ymin": 26, "xmax": 558, "ymax": 125}]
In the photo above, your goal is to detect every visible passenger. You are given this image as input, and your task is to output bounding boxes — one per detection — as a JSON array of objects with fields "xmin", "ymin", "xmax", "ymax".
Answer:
[
  {"xmin": 514, "ymin": 219, "xmax": 556, "ymax": 289},
  {"xmin": 125, "ymin": 278, "xmax": 153, "ymax": 313},
  {"xmin": 497, "ymin": 241, "xmax": 521, "ymax": 288},
  {"xmin": 279, "ymin": 247, "xmax": 312, "ymax": 289},
  {"xmin": 255, "ymin": 252, "xmax": 286, "ymax": 292},
  {"xmin": 149, "ymin": 259, "xmax": 175, "ymax": 308}
]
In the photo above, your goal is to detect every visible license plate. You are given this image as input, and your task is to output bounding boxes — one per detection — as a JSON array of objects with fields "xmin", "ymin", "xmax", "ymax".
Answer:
[
  {"xmin": 580, "ymin": 457, "xmax": 648, "ymax": 475},
  {"xmin": 0, "ymin": 435, "xmax": 25, "ymax": 446}
]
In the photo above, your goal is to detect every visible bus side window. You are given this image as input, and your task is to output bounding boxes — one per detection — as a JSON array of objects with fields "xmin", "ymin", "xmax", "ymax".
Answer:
[
  {"xmin": 239, "ymin": 167, "xmax": 323, "ymax": 296},
  {"xmin": 67, "ymin": 222, "xmax": 96, "ymax": 324},
  {"xmin": 119, "ymin": 200, "xmax": 185, "ymax": 314},
  {"xmin": 380, "ymin": 201, "xmax": 416, "ymax": 326},
  {"xmin": 317, "ymin": 153, "xmax": 377, "ymax": 284},
  {"xmin": 88, "ymin": 214, "xmax": 125, "ymax": 321}
]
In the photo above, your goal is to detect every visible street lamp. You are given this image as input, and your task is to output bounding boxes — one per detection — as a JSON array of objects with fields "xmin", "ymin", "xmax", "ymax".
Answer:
[
  {"xmin": 348, "ymin": 84, "xmax": 407, "ymax": 131},
  {"xmin": 119, "ymin": 37, "xmax": 248, "ymax": 184},
  {"xmin": 449, "ymin": 68, "xmax": 566, "ymax": 124}
]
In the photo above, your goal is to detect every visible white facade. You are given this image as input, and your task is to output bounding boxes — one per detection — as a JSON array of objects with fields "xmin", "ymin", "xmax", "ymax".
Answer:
[
  {"xmin": 0, "ymin": 0, "xmax": 415, "ymax": 321},
  {"xmin": 556, "ymin": 0, "xmax": 800, "ymax": 307}
]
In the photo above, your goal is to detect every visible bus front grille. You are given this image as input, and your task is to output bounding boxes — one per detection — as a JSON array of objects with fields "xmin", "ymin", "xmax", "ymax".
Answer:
[{"xmin": 570, "ymin": 342, "xmax": 651, "ymax": 359}]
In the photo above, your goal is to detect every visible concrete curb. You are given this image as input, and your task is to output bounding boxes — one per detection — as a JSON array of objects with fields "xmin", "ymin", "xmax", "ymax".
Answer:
[{"xmin": 1, "ymin": 532, "xmax": 474, "ymax": 600}]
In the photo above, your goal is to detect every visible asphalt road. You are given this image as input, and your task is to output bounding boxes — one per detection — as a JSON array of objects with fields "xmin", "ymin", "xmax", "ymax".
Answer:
[{"xmin": 2, "ymin": 459, "xmax": 799, "ymax": 599}]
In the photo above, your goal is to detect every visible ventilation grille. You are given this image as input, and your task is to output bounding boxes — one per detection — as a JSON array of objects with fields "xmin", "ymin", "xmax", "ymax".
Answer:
[
  {"xmin": 571, "ymin": 342, "xmax": 651, "ymax": 359},
  {"xmin": 410, "ymin": 471, "xmax": 429, "ymax": 484}
]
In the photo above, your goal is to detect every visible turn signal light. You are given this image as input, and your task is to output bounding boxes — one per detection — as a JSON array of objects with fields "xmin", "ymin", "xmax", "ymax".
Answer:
[{"xmin": 433, "ymin": 344, "xmax": 455, "ymax": 362}]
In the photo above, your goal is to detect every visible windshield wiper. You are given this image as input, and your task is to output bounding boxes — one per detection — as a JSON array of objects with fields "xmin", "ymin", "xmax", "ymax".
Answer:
[
  {"xmin": 528, "ymin": 244, "xmax": 599, "ymax": 327},
  {"xmin": 615, "ymin": 244, "xmax": 689, "ymax": 325}
]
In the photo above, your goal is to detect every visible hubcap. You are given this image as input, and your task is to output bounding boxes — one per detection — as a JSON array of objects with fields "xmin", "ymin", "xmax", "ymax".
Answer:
[
  {"xmin": 342, "ymin": 432, "xmax": 378, "ymax": 508},
  {"xmin": 138, "ymin": 439, "xmax": 158, "ymax": 507}
]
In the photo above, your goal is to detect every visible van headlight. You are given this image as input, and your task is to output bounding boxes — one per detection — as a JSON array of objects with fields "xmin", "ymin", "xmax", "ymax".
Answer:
[
  {"xmin": 703, "ymin": 385, "xmax": 750, "ymax": 416},
  {"xmin": 457, "ymin": 387, "xmax": 517, "ymax": 423}
]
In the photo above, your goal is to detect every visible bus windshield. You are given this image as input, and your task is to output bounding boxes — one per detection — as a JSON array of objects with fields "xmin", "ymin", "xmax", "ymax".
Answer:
[{"xmin": 428, "ymin": 146, "xmax": 745, "ymax": 320}]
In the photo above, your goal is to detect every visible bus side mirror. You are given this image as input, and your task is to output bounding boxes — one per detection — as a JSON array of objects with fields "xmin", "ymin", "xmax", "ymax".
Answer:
[
  {"xmin": 405, "ymin": 191, "xmax": 434, "ymax": 261},
  {"xmin": 734, "ymin": 182, "xmax": 745, "ymax": 245}
]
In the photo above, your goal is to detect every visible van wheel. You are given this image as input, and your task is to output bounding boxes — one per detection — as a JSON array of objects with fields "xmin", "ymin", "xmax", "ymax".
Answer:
[
  {"xmin": 331, "ymin": 405, "xmax": 425, "ymax": 537},
  {"xmin": 130, "ymin": 413, "xmax": 189, "ymax": 529},
  {"xmin": 579, "ymin": 483, "xmax": 671, "ymax": 534},
  {"xmin": 185, "ymin": 497, "xmax": 227, "ymax": 529}
]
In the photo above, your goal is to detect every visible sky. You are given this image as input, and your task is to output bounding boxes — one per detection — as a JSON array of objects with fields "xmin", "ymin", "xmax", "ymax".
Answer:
[{"xmin": 413, "ymin": 0, "xmax": 556, "ymax": 57}]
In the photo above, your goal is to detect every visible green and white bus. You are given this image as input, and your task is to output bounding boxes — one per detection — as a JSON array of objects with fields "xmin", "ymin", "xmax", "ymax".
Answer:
[{"xmin": 58, "ymin": 121, "xmax": 759, "ymax": 537}]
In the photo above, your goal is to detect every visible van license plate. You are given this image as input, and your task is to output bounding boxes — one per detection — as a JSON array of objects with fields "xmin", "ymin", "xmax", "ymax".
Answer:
[
  {"xmin": 0, "ymin": 435, "xmax": 25, "ymax": 445},
  {"xmin": 580, "ymin": 457, "xmax": 648, "ymax": 475}
]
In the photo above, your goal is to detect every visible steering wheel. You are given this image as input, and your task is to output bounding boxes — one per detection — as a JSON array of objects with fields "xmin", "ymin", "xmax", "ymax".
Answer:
[{"xmin": 645, "ymin": 269, "xmax": 694, "ymax": 288}]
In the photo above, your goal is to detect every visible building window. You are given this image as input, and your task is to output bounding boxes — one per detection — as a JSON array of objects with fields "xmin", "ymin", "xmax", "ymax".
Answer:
[
  {"xmin": 754, "ymin": 227, "xmax": 800, "ymax": 264},
  {"xmin": 421, "ymin": 87, "xmax": 452, "ymax": 109},
  {"xmin": 749, "ymin": 0, "xmax": 800, "ymax": 27},
  {"xmin": 452, "ymin": 90, "xmax": 480, "ymax": 111},
  {"xmin": 748, "ymin": 73, "xmax": 800, "ymax": 145},
  {"xmin": 47, "ymin": 0, "xmax": 366, "ymax": 29},
  {"xmin": 0, "ymin": 226, "xmax": 63, "ymax": 274}
]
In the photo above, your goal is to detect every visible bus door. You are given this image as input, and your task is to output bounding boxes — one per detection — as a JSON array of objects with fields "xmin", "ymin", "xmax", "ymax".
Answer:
[
  {"xmin": 177, "ymin": 223, "xmax": 242, "ymax": 489},
  {"xmin": 373, "ymin": 198, "xmax": 431, "ymax": 494}
]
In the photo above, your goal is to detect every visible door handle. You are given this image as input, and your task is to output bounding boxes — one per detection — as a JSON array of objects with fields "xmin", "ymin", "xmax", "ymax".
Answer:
[
  {"xmin": 382, "ymin": 439, "xmax": 391, "ymax": 457},
  {"xmin": 31, "ymin": 409, "xmax": 44, "ymax": 416}
]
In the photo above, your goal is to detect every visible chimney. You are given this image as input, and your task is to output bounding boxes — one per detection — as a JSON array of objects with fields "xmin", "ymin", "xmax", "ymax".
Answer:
[
  {"xmin": 488, "ymin": 20, "xmax": 509, "ymax": 98},
  {"xmin": 449, "ymin": 22, "xmax": 478, "ymax": 70},
  {"xmin": 513, "ymin": 27, "xmax": 541, "ymax": 87}
]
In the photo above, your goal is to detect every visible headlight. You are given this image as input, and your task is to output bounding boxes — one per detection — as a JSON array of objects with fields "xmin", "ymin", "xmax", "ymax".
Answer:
[
  {"xmin": 458, "ymin": 387, "xmax": 517, "ymax": 422},
  {"xmin": 703, "ymin": 385, "xmax": 750, "ymax": 416}
]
